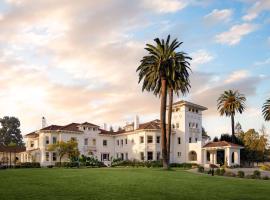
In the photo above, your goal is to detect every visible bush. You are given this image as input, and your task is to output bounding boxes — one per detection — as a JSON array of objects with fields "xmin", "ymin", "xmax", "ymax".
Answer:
[
  {"xmin": 262, "ymin": 176, "xmax": 269, "ymax": 180},
  {"xmin": 220, "ymin": 168, "xmax": 226, "ymax": 176},
  {"xmin": 245, "ymin": 175, "xmax": 255, "ymax": 179},
  {"xmin": 237, "ymin": 171, "xmax": 245, "ymax": 178},
  {"xmin": 16, "ymin": 162, "xmax": 41, "ymax": 168},
  {"xmin": 111, "ymin": 159, "xmax": 162, "ymax": 168},
  {"xmin": 260, "ymin": 164, "xmax": 270, "ymax": 171},
  {"xmin": 47, "ymin": 165, "xmax": 54, "ymax": 168},
  {"xmin": 253, "ymin": 170, "xmax": 261, "ymax": 179},
  {"xmin": 215, "ymin": 168, "xmax": 221, "ymax": 175},
  {"xmin": 169, "ymin": 163, "xmax": 195, "ymax": 169},
  {"xmin": 224, "ymin": 171, "xmax": 236, "ymax": 177},
  {"xmin": 197, "ymin": 166, "xmax": 204, "ymax": 173}
]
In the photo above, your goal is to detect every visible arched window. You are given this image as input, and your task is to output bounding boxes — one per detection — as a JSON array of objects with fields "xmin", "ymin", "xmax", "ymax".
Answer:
[{"xmin": 189, "ymin": 151, "xmax": 197, "ymax": 161}]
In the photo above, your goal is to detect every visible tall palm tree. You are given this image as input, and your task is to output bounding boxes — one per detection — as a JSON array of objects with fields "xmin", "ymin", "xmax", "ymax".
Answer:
[
  {"xmin": 167, "ymin": 66, "xmax": 191, "ymax": 163},
  {"xmin": 137, "ymin": 35, "xmax": 191, "ymax": 169},
  {"xmin": 262, "ymin": 98, "xmax": 270, "ymax": 121},
  {"xmin": 217, "ymin": 90, "xmax": 246, "ymax": 143}
]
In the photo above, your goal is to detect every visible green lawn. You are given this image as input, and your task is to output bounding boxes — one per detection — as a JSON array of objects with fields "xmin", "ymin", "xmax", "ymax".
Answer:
[{"xmin": 0, "ymin": 168, "xmax": 269, "ymax": 200}]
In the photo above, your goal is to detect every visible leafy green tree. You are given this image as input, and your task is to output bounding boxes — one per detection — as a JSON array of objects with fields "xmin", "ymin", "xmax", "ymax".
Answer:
[
  {"xmin": 217, "ymin": 90, "xmax": 246, "ymax": 142},
  {"xmin": 0, "ymin": 116, "xmax": 24, "ymax": 147},
  {"xmin": 137, "ymin": 35, "xmax": 191, "ymax": 169},
  {"xmin": 262, "ymin": 98, "xmax": 270, "ymax": 121},
  {"xmin": 48, "ymin": 140, "xmax": 79, "ymax": 166}
]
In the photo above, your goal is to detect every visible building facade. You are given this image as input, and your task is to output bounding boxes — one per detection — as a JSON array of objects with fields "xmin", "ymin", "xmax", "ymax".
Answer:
[{"xmin": 21, "ymin": 100, "xmax": 241, "ymax": 167}]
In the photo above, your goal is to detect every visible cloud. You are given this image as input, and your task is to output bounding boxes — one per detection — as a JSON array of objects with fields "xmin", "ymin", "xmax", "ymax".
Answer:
[
  {"xmin": 254, "ymin": 57, "xmax": 270, "ymax": 66},
  {"xmin": 215, "ymin": 23, "xmax": 257, "ymax": 45},
  {"xmin": 190, "ymin": 49, "xmax": 214, "ymax": 69},
  {"xmin": 243, "ymin": 0, "xmax": 270, "ymax": 21},
  {"xmin": 224, "ymin": 70, "xmax": 250, "ymax": 83},
  {"xmin": 142, "ymin": 0, "xmax": 189, "ymax": 13},
  {"xmin": 188, "ymin": 70, "xmax": 263, "ymax": 115},
  {"xmin": 204, "ymin": 9, "xmax": 233, "ymax": 24}
]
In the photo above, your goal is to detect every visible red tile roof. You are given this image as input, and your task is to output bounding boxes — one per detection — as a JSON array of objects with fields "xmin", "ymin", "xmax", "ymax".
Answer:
[
  {"xmin": 41, "ymin": 125, "xmax": 63, "ymax": 131},
  {"xmin": 59, "ymin": 123, "xmax": 82, "ymax": 132},
  {"xmin": 0, "ymin": 145, "xmax": 26, "ymax": 153},
  {"xmin": 137, "ymin": 119, "xmax": 161, "ymax": 130},
  {"xmin": 81, "ymin": 122, "xmax": 99, "ymax": 127},
  {"xmin": 203, "ymin": 141, "xmax": 243, "ymax": 148},
  {"xmin": 24, "ymin": 132, "xmax": 39, "ymax": 138}
]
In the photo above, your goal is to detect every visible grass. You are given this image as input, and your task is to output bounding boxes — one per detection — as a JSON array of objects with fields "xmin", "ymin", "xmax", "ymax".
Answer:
[{"xmin": 0, "ymin": 168, "xmax": 270, "ymax": 200}]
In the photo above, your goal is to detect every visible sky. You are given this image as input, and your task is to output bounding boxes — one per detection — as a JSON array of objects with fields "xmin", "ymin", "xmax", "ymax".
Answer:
[{"xmin": 0, "ymin": 0, "xmax": 269, "ymax": 138}]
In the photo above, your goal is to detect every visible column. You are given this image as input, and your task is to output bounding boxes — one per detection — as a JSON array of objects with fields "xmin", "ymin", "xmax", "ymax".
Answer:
[
  {"xmin": 226, "ymin": 148, "xmax": 231, "ymax": 167},
  {"xmin": 209, "ymin": 152, "xmax": 213, "ymax": 164},
  {"xmin": 203, "ymin": 150, "xmax": 207, "ymax": 164},
  {"xmin": 213, "ymin": 151, "xmax": 216, "ymax": 164}
]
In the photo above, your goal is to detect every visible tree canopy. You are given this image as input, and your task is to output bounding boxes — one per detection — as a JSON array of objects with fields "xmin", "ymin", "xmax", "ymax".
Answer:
[{"xmin": 0, "ymin": 116, "xmax": 24, "ymax": 147}]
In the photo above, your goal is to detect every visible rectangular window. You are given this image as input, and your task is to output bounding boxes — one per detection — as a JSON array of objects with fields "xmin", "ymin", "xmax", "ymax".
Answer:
[
  {"xmin": 140, "ymin": 152, "xmax": 144, "ymax": 161},
  {"xmin": 121, "ymin": 153, "xmax": 124, "ymax": 160},
  {"xmin": 172, "ymin": 124, "xmax": 175, "ymax": 129},
  {"xmin": 45, "ymin": 136, "xmax": 49, "ymax": 145},
  {"xmin": 147, "ymin": 136, "xmax": 153, "ymax": 143},
  {"xmin": 117, "ymin": 140, "xmax": 119, "ymax": 146},
  {"xmin": 92, "ymin": 139, "xmax": 96, "ymax": 146},
  {"xmin": 84, "ymin": 138, "xmax": 88, "ymax": 146},
  {"xmin": 147, "ymin": 152, "xmax": 153, "ymax": 161},
  {"xmin": 177, "ymin": 152, "xmax": 181, "ymax": 157},
  {"xmin": 125, "ymin": 153, "xmax": 128, "ymax": 160},
  {"xmin": 52, "ymin": 137, "xmax": 57, "ymax": 144},
  {"xmin": 195, "ymin": 138, "xmax": 198, "ymax": 142},
  {"xmin": 178, "ymin": 137, "xmax": 181, "ymax": 144},
  {"xmin": 176, "ymin": 123, "xmax": 179, "ymax": 128},
  {"xmin": 103, "ymin": 140, "xmax": 107, "ymax": 146},
  {"xmin": 71, "ymin": 137, "xmax": 77, "ymax": 142},
  {"xmin": 196, "ymin": 123, "xmax": 198, "ymax": 128},
  {"xmin": 156, "ymin": 136, "xmax": 160, "ymax": 144},
  {"xmin": 101, "ymin": 153, "xmax": 109, "ymax": 161},
  {"xmin": 189, "ymin": 123, "xmax": 191, "ymax": 127},
  {"xmin": 189, "ymin": 137, "xmax": 192, "ymax": 143},
  {"xmin": 156, "ymin": 152, "xmax": 161, "ymax": 160},
  {"xmin": 52, "ymin": 152, "xmax": 57, "ymax": 161},
  {"xmin": 30, "ymin": 141, "xmax": 34, "ymax": 147},
  {"xmin": 121, "ymin": 139, "xmax": 123, "ymax": 146},
  {"xmin": 45, "ymin": 152, "xmax": 49, "ymax": 161},
  {"xmin": 140, "ymin": 136, "xmax": 144, "ymax": 144},
  {"xmin": 125, "ymin": 138, "xmax": 128, "ymax": 144},
  {"xmin": 116, "ymin": 153, "xmax": 119, "ymax": 158}
]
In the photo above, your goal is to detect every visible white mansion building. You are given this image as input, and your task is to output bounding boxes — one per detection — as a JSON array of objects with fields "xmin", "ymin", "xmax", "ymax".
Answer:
[{"xmin": 21, "ymin": 100, "xmax": 242, "ymax": 167}]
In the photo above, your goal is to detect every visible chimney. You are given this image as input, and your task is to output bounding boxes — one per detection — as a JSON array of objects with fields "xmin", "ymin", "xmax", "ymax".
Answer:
[
  {"xmin": 42, "ymin": 117, "xmax": 47, "ymax": 128},
  {"xmin": 134, "ymin": 115, "xmax": 139, "ymax": 130},
  {"xmin": 103, "ymin": 123, "xmax": 107, "ymax": 131}
]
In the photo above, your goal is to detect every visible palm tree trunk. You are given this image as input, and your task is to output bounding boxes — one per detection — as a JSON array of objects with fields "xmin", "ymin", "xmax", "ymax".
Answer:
[
  {"xmin": 231, "ymin": 114, "xmax": 235, "ymax": 143},
  {"xmin": 160, "ymin": 77, "xmax": 168, "ymax": 169},
  {"xmin": 167, "ymin": 88, "xmax": 173, "ymax": 165}
]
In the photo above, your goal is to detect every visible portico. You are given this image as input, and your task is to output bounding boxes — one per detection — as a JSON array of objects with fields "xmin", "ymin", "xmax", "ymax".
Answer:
[{"xmin": 202, "ymin": 141, "xmax": 243, "ymax": 167}]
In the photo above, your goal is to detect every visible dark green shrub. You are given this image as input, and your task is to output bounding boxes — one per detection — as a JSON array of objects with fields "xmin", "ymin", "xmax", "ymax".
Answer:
[
  {"xmin": 245, "ymin": 175, "xmax": 255, "ymax": 179},
  {"xmin": 198, "ymin": 166, "xmax": 204, "ymax": 173},
  {"xmin": 220, "ymin": 168, "xmax": 225, "ymax": 176},
  {"xmin": 224, "ymin": 171, "xmax": 236, "ymax": 177},
  {"xmin": 215, "ymin": 168, "xmax": 221, "ymax": 175},
  {"xmin": 47, "ymin": 165, "xmax": 54, "ymax": 168},
  {"xmin": 262, "ymin": 176, "xmax": 269, "ymax": 180},
  {"xmin": 169, "ymin": 163, "xmax": 193, "ymax": 169},
  {"xmin": 19, "ymin": 162, "xmax": 41, "ymax": 168},
  {"xmin": 237, "ymin": 171, "xmax": 245, "ymax": 178},
  {"xmin": 253, "ymin": 170, "xmax": 261, "ymax": 179}
]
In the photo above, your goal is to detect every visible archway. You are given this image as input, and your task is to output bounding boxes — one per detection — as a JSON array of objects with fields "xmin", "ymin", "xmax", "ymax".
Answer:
[{"xmin": 189, "ymin": 151, "xmax": 197, "ymax": 161}]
